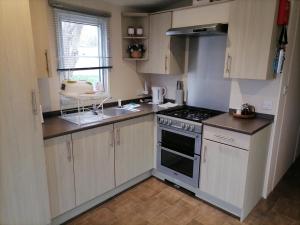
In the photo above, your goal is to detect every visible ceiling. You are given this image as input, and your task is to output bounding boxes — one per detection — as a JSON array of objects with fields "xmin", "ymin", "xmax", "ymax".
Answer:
[{"xmin": 102, "ymin": 0, "xmax": 191, "ymax": 11}]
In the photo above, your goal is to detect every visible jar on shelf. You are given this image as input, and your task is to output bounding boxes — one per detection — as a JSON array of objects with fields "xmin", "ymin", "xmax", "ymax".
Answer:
[
  {"xmin": 136, "ymin": 27, "xmax": 144, "ymax": 36},
  {"xmin": 127, "ymin": 26, "xmax": 135, "ymax": 36}
]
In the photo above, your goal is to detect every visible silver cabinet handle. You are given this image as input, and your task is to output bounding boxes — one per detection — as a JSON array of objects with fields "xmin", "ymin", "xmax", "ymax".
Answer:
[
  {"xmin": 165, "ymin": 55, "xmax": 168, "ymax": 73},
  {"xmin": 226, "ymin": 54, "xmax": 232, "ymax": 76},
  {"xmin": 110, "ymin": 130, "xmax": 114, "ymax": 147},
  {"xmin": 66, "ymin": 140, "xmax": 72, "ymax": 162},
  {"xmin": 203, "ymin": 145, "xmax": 207, "ymax": 163},
  {"xmin": 45, "ymin": 49, "xmax": 50, "ymax": 77},
  {"xmin": 116, "ymin": 128, "xmax": 120, "ymax": 146},
  {"xmin": 214, "ymin": 134, "xmax": 234, "ymax": 143},
  {"xmin": 31, "ymin": 90, "xmax": 38, "ymax": 115}
]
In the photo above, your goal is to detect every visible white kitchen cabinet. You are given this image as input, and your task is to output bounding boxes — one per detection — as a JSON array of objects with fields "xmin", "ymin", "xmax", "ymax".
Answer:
[
  {"xmin": 29, "ymin": 0, "xmax": 56, "ymax": 78},
  {"xmin": 44, "ymin": 135, "xmax": 76, "ymax": 218},
  {"xmin": 44, "ymin": 115, "xmax": 154, "ymax": 222},
  {"xmin": 199, "ymin": 125, "xmax": 271, "ymax": 220},
  {"xmin": 0, "ymin": 0, "xmax": 50, "ymax": 223},
  {"xmin": 201, "ymin": 139, "xmax": 248, "ymax": 208},
  {"xmin": 72, "ymin": 125, "xmax": 115, "ymax": 205},
  {"xmin": 172, "ymin": 2, "xmax": 230, "ymax": 28},
  {"xmin": 115, "ymin": 115, "xmax": 154, "ymax": 186},
  {"xmin": 137, "ymin": 12, "xmax": 185, "ymax": 75},
  {"xmin": 224, "ymin": 0, "xmax": 278, "ymax": 80}
]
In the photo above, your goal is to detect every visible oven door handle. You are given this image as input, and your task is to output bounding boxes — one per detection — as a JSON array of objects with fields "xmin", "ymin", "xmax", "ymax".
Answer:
[
  {"xmin": 160, "ymin": 146, "xmax": 196, "ymax": 161},
  {"xmin": 158, "ymin": 126, "xmax": 201, "ymax": 139}
]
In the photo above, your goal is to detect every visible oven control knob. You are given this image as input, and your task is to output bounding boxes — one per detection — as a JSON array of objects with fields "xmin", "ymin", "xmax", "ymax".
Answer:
[
  {"xmin": 167, "ymin": 120, "xmax": 172, "ymax": 125},
  {"xmin": 181, "ymin": 123, "xmax": 185, "ymax": 128},
  {"xmin": 185, "ymin": 124, "xmax": 190, "ymax": 130}
]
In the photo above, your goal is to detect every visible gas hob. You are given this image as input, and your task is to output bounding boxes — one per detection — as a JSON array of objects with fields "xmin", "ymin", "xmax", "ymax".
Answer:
[{"xmin": 158, "ymin": 106, "xmax": 223, "ymax": 123}]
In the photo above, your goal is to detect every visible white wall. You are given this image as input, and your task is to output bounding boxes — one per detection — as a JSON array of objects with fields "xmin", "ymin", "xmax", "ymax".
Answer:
[
  {"xmin": 147, "ymin": 74, "xmax": 182, "ymax": 100},
  {"xmin": 229, "ymin": 78, "xmax": 282, "ymax": 115},
  {"xmin": 38, "ymin": 0, "xmax": 144, "ymax": 112}
]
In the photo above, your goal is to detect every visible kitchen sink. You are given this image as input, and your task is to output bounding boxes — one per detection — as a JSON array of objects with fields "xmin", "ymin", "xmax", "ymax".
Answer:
[
  {"xmin": 102, "ymin": 107, "xmax": 137, "ymax": 117},
  {"xmin": 61, "ymin": 106, "xmax": 141, "ymax": 125},
  {"xmin": 61, "ymin": 111, "xmax": 111, "ymax": 125}
]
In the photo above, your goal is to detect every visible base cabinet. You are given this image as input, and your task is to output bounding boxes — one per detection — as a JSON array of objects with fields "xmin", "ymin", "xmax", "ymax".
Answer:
[
  {"xmin": 115, "ymin": 115, "xmax": 154, "ymax": 186},
  {"xmin": 72, "ymin": 125, "xmax": 115, "ymax": 205},
  {"xmin": 200, "ymin": 125, "xmax": 271, "ymax": 220},
  {"xmin": 201, "ymin": 139, "xmax": 248, "ymax": 208},
  {"xmin": 44, "ymin": 115, "xmax": 154, "ymax": 219},
  {"xmin": 44, "ymin": 135, "xmax": 76, "ymax": 218}
]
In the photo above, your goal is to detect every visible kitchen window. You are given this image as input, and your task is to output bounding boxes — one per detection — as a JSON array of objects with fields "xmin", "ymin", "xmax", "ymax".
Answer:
[{"xmin": 54, "ymin": 8, "xmax": 111, "ymax": 92}]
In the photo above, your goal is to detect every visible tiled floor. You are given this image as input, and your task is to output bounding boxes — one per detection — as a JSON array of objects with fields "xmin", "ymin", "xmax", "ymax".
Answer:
[{"xmin": 66, "ymin": 159, "xmax": 300, "ymax": 225}]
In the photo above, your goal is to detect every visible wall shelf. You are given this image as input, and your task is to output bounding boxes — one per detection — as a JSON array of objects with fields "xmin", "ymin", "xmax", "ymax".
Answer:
[
  {"xmin": 121, "ymin": 12, "xmax": 149, "ymax": 61},
  {"xmin": 123, "ymin": 36, "xmax": 148, "ymax": 39}
]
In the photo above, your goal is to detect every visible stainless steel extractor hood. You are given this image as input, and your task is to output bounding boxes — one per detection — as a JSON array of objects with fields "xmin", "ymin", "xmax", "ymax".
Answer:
[{"xmin": 166, "ymin": 23, "xmax": 228, "ymax": 36}]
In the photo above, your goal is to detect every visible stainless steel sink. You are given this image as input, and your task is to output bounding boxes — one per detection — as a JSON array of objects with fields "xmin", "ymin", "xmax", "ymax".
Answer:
[
  {"xmin": 61, "ymin": 111, "xmax": 111, "ymax": 125},
  {"xmin": 102, "ymin": 107, "xmax": 135, "ymax": 117},
  {"xmin": 61, "ymin": 106, "xmax": 141, "ymax": 125}
]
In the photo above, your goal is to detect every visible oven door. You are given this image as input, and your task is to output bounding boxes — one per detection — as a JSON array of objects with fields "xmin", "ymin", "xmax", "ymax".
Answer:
[
  {"xmin": 158, "ymin": 126, "xmax": 202, "ymax": 155},
  {"xmin": 157, "ymin": 125, "xmax": 201, "ymax": 187},
  {"xmin": 157, "ymin": 145, "xmax": 200, "ymax": 187}
]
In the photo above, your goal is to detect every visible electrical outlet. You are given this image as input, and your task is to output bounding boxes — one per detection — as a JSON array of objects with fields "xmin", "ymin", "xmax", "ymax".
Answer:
[{"xmin": 262, "ymin": 100, "xmax": 273, "ymax": 110}]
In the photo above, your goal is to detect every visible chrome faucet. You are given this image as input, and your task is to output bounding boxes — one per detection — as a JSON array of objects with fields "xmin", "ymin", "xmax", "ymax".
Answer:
[{"xmin": 96, "ymin": 96, "xmax": 112, "ymax": 115}]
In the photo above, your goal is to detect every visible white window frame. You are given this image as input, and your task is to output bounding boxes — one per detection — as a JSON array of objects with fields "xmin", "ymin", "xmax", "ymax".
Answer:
[{"xmin": 55, "ymin": 9, "xmax": 110, "ymax": 94}]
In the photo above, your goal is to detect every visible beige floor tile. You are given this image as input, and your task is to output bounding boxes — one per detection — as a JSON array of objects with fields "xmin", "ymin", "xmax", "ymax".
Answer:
[{"xmin": 66, "ymin": 159, "xmax": 300, "ymax": 225}]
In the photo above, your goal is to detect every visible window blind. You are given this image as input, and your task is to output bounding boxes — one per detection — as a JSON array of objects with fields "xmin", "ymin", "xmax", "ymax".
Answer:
[{"xmin": 53, "ymin": 8, "xmax": 112, "ymax": 71}]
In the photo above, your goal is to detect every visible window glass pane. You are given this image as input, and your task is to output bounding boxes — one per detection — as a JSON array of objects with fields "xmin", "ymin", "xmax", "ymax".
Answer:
[
  {"xmin": 70, "ymin": 69, "xmax": 101, "ymax": 85},
  {"xmin": 61, "ymin": 22, "xmax": 100, "ymax": 68},
  {"xmin": 55, "ymin": 9, "xmax": 110, "ymax": 92}
]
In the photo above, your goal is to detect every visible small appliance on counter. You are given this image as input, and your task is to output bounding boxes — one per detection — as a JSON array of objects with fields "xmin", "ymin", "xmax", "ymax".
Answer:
[
  {"xmin": 152, "ymin": 86, "xmax": 167, "ymax": 104},
  {"xmin": 233, "ymin": 103, "xmax": 256, "ymax": 119},
  {"xmin": 175, "ymin": 80, "xmax": 184, "ymax": 106}
]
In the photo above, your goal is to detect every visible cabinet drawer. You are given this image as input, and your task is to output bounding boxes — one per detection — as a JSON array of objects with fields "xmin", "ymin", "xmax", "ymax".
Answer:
[{"xmin": 203, "ymin": 125, "xmax": 251, "ymax": 150}]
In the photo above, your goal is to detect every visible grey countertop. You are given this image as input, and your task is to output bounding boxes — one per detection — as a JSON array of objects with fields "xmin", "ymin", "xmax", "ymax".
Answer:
[
  {"xmin": 43, "ymin": 103, "xmax": 161, "ymax": 140},
  {"xmin": 43, "ymin": 104, "xmax": 274, "ymax": 140},
  {"xmin": 202, "ymin": 113, "xmax": 273, "ymax": 135}
]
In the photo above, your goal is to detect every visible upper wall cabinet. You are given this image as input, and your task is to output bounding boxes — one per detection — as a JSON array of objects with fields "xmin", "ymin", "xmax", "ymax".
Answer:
[
  {"xmin": 29, "ymin": 0, "xmax": 56, "ymax": 78},
  {"xmin": 224, "ymin": 0, "xmax": 278, "ymax": 80},
  {"xmin": 172, "ymin": 2, "xmax": 230, "ymax": 28},
  {"xmin": 137, "ymin": 12, "xmax": 185, "ymax": 75}
]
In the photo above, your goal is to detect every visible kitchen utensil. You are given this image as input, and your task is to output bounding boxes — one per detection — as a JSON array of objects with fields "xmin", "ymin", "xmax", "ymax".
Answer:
[
  {"xmin": 233, "ymin": 103, "xmax": 256, "ymax": 119},
  {"xmin": 176, "ymin": 81, "xmax": 184, "ymax": 105},
  {"xmin": 152, "ymin": 87, "xmax": 167, "ymax": 104}
]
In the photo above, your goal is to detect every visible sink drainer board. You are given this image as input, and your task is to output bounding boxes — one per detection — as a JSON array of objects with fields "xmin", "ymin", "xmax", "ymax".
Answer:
[{"xmin": 61, "ymin": 111, "xmax": 111, "ymax": 125}]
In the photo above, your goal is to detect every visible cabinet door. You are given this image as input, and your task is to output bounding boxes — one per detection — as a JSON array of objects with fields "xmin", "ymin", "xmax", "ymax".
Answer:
[
  {"xmin": 200, "ymin": 139, "xmax": 248, "ymax": 208},
  {"xmin": 44, "ymin": 135, "xmax": 76, "ymax": 218},
  {"xmin": 137, "ymin": 12, "xmax": 185, "ymax": 74},
  {"xmin": 0, "ymin": 1, "xmax": 50, "ymax": 223},
  {"xmin": 72, "ymin": 125, "xmax": 115, "ymax": 205},
  {"xmin": 29, "ymin": 0, "xmax": 54, "ymax": 78},
  {"xmin": 115, "ymin": 115, "xmax": 154, "ymax": 186},
  {"xmin": 224, "ymin": 0, "xmax": 277, "ymax": 80},
  {"xmin": 172, "ymin": 2, "xmax": 230, "ymax": 28}
]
